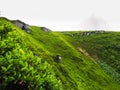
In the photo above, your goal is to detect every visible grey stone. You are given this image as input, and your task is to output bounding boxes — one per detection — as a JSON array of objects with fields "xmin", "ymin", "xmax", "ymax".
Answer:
[
  {"xmin": 54, "ymin": 55, "xmax": 62, "ymax": 63},
  {"xmin": 41, "ymin": 27, "xmax": 51, "ymax": 32},
  {"xmin": 11, "ymin": 20, "xmax": 32, "ymax": 33}
]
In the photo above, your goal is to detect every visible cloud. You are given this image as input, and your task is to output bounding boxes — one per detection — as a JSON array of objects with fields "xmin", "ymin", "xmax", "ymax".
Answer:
[{"xmin": 80, "ymin": 15, "xmax": 111, "ymax": 30}]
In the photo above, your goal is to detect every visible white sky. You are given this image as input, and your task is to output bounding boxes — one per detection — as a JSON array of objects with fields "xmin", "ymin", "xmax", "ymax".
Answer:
[{"xmin": 0, "ymin": 0, "xmax": 120, "ymax": 31}]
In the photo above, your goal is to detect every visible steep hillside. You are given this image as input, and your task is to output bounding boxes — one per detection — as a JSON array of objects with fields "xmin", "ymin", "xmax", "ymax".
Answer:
[
  {"xmin": 29, "ymin": 27, "xmax": 120, "ymax": 89},
  {"xmin": 64, "ymin": 31, "xmax": 120, "ymax": 84},
  {"xmin": 0, "ymin": 17, "xmax": 62, "ymax": 90},
  {"xmin": 0, "ymin": 17, "xmax": 120, "ymax": 90}
]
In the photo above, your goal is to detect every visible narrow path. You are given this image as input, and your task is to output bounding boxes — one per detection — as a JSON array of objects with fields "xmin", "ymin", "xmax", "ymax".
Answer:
[{"xmin": 78, "ymin": 47, "xmax": 98, "ymax": 64}]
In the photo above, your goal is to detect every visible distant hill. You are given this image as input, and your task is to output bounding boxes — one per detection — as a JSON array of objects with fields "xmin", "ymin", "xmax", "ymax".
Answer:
[
  {"xmin": 0, "ymin": 17, "xmax": 120, "ymax": 90},
  {"xmin": 66, "ymin": 31, "xmax": 120, "ymax": 83}
]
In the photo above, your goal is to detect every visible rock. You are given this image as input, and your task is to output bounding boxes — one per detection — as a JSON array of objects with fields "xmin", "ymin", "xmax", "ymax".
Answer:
[
  {"xmin": 81, "ymin": 30, "xmax": 105, "ymax": 37},
  {"xmin": 41, "ymin": 27, "xmax": 51, "ymax": 32},
  {"xmin": 54, "ymin": 55, "xmax": 62, "ymax": 63},
  {"xmin": 11, "ymin": 20, "xmax": 32, "ymax": 33}
]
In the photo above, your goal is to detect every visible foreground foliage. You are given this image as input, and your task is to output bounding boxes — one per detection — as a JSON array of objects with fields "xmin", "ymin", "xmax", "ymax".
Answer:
[{"xmin": 0, "ymin": 18, "xmax": 62, "ymax": 90}]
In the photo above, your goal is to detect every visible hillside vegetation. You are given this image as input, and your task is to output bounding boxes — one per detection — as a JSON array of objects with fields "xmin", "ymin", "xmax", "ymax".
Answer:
[
  {"xmin": 0, "ymin": 17, "xmax": 120, "ymax": 90},
  {"xmin": 66, "ymin": 31, "xmax": 120, "ymax": 83}
]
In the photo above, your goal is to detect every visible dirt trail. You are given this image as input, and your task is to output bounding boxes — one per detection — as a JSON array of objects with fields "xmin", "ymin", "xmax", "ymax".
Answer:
[{"xmin": 78, "ymin": 47, "xmax": 98, "ymax": 64}]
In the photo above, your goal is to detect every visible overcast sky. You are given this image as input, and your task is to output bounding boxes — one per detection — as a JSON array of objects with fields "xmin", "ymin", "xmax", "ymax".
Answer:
[{"xmin": 0, "ymin": 0, "xmax": 120, "ymax": 31}]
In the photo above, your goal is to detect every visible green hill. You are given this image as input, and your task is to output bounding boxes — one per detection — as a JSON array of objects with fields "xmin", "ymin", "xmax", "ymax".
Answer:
[
  {"xmin": 66, "ymin": 31, "xmax": 120, "ymax": 84},
  {"xmin": 0, "ymin": 17, "xmax": 120, "ymax": 90}
]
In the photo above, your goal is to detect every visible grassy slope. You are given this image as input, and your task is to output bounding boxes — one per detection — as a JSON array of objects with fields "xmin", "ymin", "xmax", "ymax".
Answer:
[
  {"xmin": 0, "ymin": 17, "xmax": 120, "ymax": 90},
  {"xmin": 64, "ymin": 31, "xmax": 120, "ymax": 84},
  {"xmin": 0, "ymin": 17, "xmax": 63, "ymax": 90},
  {"xmin": 29, "ymin": 26, "xmax": 120, "ymax": 90}
]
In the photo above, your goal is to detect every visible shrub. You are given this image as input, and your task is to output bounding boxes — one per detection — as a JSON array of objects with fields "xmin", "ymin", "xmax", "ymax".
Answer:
[{"xmin": 0, "ymin": 19, "xmax": 62, "ymax": 90}]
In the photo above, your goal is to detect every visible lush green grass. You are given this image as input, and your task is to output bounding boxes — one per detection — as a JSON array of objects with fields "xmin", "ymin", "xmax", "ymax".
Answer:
[
  {"xmin": 29, "ymin": 27, "xmax": 120, "ymax": 90},
  {"xmin": 0, "ymin": 17, "xmax": 120, "ymax": 90},
  {"xmin": 64, "ymin": 31, "xmax": 120, "ymax": 84}
]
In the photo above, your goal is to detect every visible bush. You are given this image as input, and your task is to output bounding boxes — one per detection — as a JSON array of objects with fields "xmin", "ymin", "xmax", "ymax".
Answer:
[{"xmin": 0, "ymin": 19, "xmax": 62, "ymax": 90}]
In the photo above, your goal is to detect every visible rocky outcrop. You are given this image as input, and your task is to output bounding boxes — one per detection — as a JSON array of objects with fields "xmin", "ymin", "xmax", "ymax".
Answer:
[
  {"xmin": 64, "ymin": 30, "xmax": 105, "ymax": 38},
  {"xmin": 81, "ymin": 30, "xmax": 105, "ymax": 36},
  {"xmin": 11, "ymin": 20, "xmax": 32, "ymax": 33}
]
